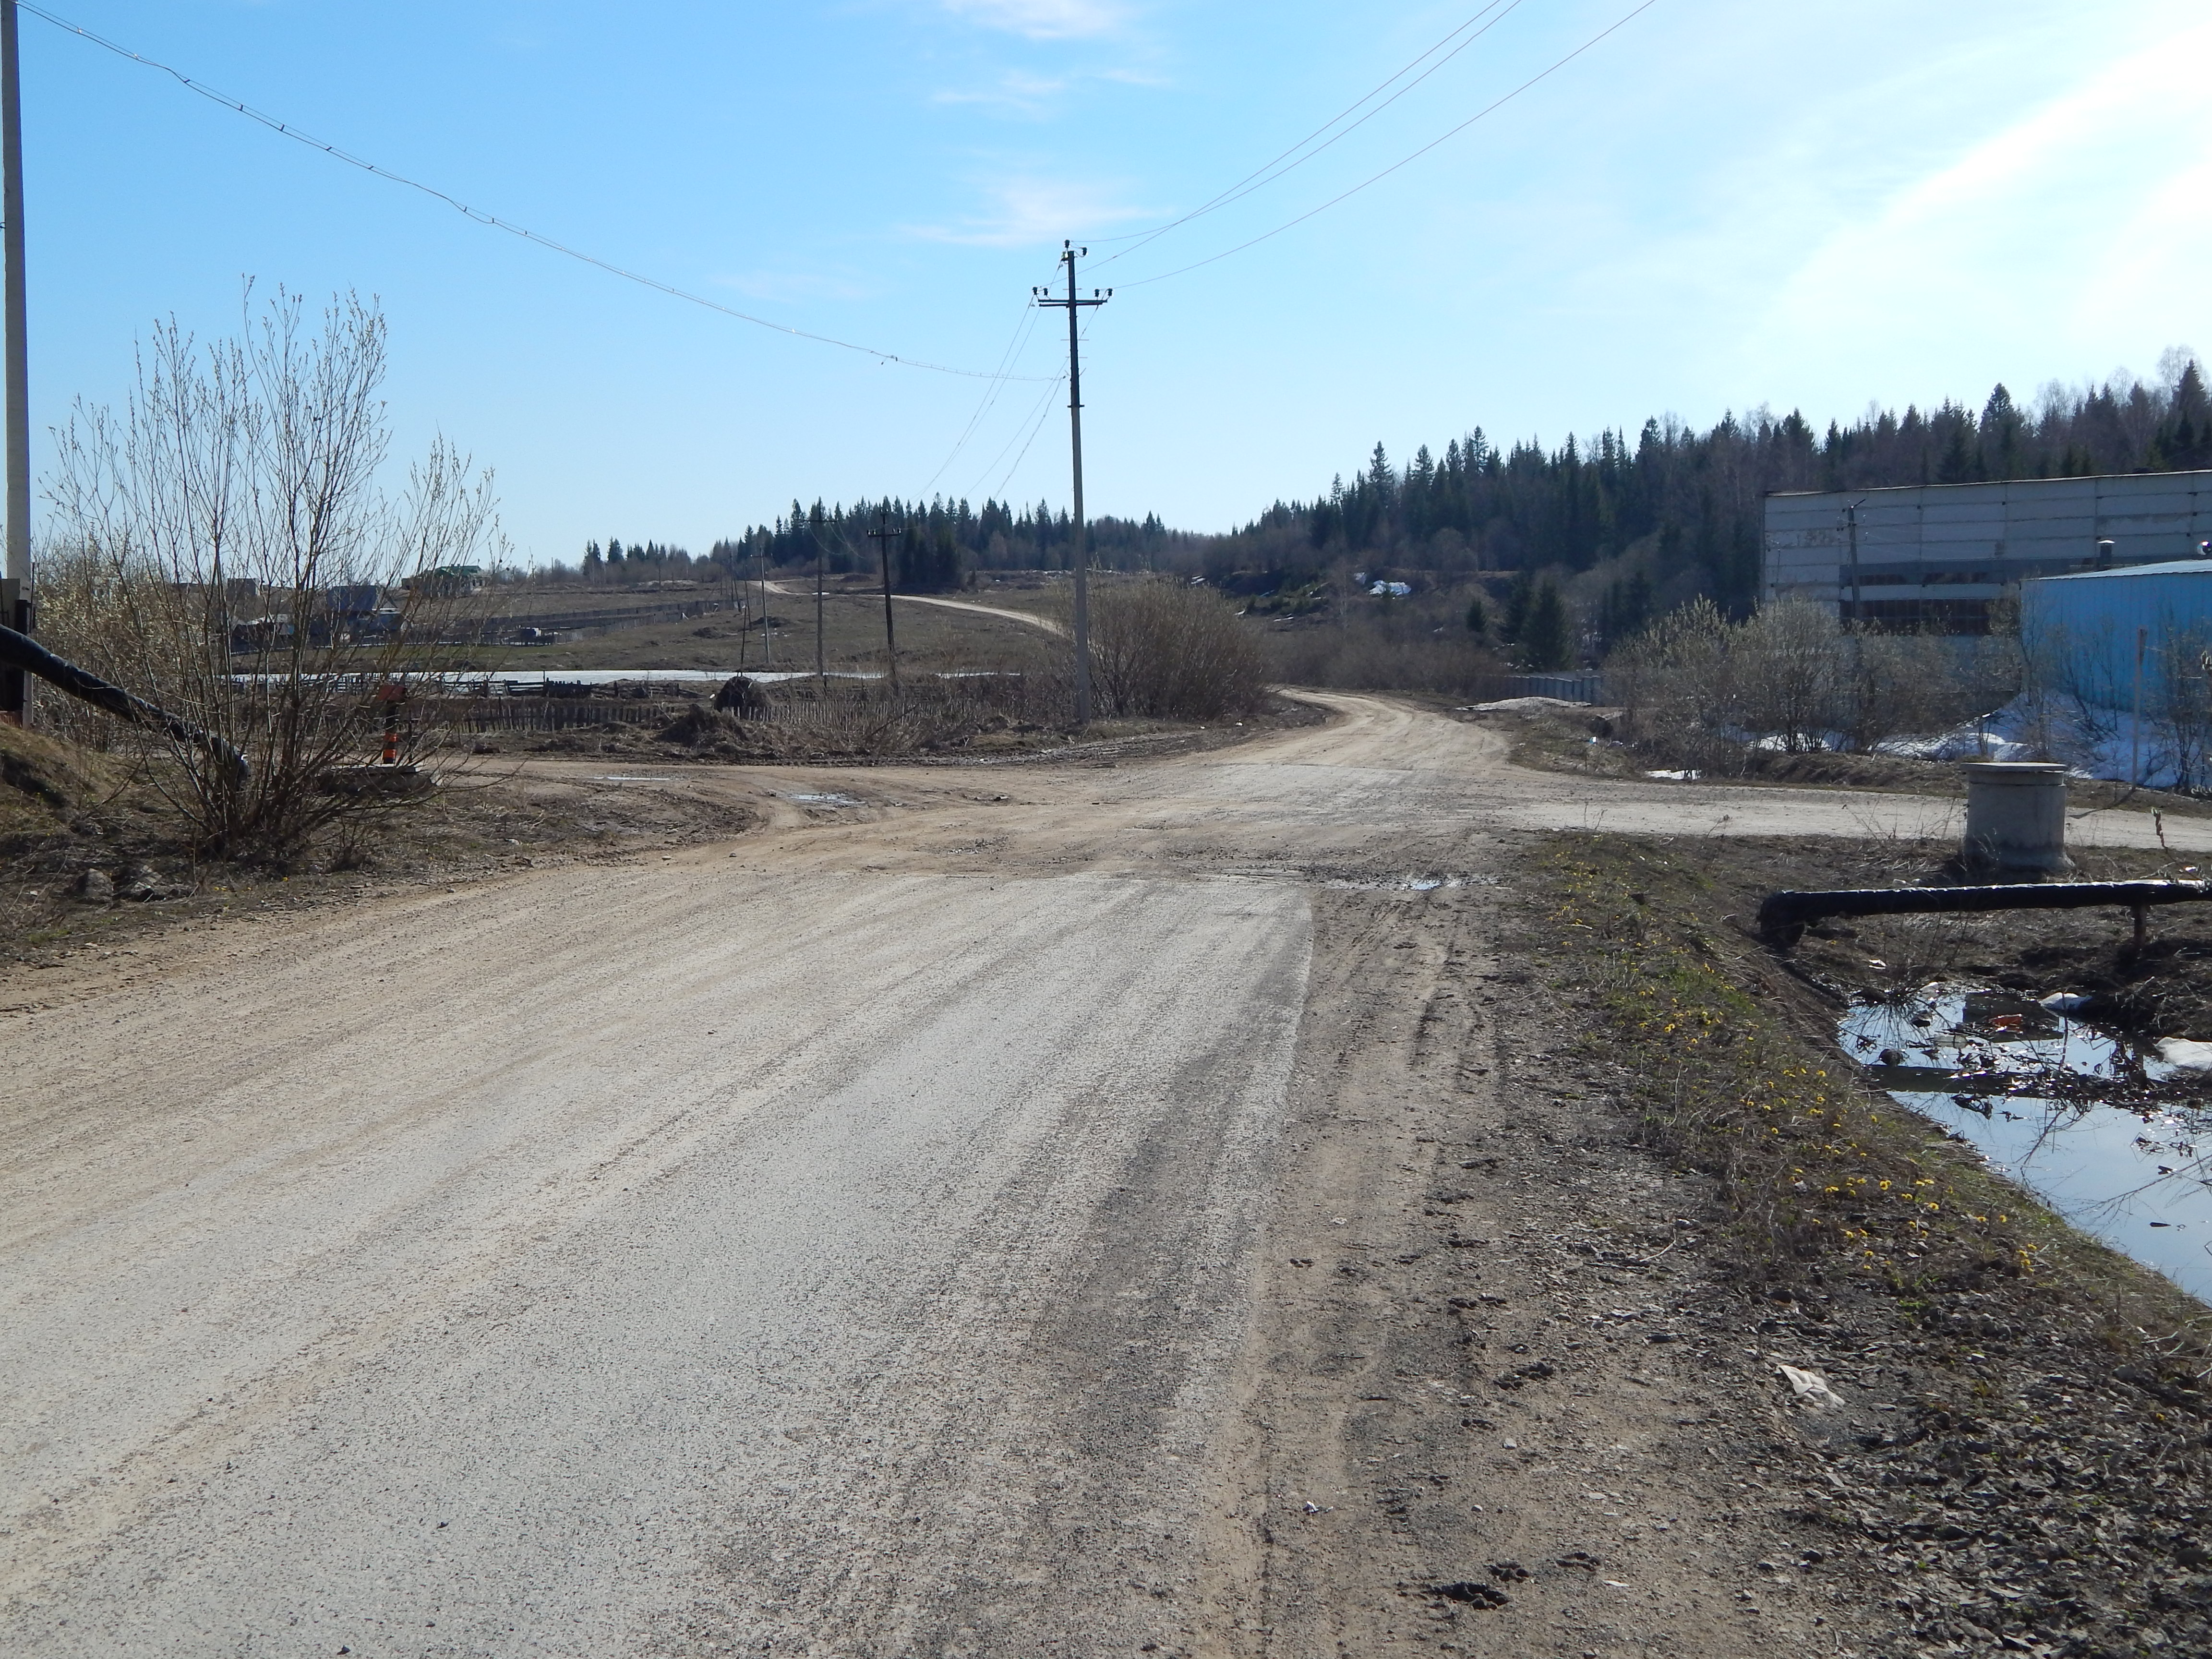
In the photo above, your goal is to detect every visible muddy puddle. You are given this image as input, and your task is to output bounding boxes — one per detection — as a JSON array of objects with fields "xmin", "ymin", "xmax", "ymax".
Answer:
[
  {"xmin": 1840, "ymin": 988, "xmax": 2212, "ymax": 1303},
  {"xmin": 1319, "ymin": 873, "xmax": 1497, "ymax": 891}
]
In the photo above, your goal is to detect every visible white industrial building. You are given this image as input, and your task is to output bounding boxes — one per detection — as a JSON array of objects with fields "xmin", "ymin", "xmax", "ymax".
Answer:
[{"xmin": 1763, "ymin": 470, "xmax": 2212, "ymax": 633}]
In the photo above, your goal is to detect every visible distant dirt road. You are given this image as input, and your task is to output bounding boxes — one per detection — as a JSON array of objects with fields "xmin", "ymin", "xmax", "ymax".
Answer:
[
  {"xmin": 0, "ymin": 695, "xmax": 2188, "ymax": 1655},
  {"xmin": 763, "ymin": 579, "xmax": 1068, "ymax": 637},
  {"xmin": 892, "ymin": 591, "xmax": 1067, "ymax": 635}
]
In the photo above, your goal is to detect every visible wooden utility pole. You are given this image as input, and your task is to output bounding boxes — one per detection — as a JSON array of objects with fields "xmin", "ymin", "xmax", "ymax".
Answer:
[
  {"xmin": 0, "ymin": 0, "xmax": 30, "ymax": 726},
  {"xmin": 1840, "ymin": 500, "xmax": 1862, "ymax": 625},
  {"xmin": 736, "ymin": 544, "xmax": 749, "ymax": 668},
  {"xmin": 1034, "ymin": 243, "xmax": 1108, "ymax": 725},
  {"xmin": 811, "ymin": 508, "xmax": 826, "ymax": 693},
  {"xmin": 757, "ymin": 533, "xmax": 772, "ymax": 669},
  {"xmin": 867, "ymin": 509, "xmax": 901, "ymax": 694}
]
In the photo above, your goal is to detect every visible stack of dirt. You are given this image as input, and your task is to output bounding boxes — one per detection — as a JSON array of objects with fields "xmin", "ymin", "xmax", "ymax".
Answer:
[{"xmin": 659, "ymin": 704, "xmax": 748, "ymax": 749}]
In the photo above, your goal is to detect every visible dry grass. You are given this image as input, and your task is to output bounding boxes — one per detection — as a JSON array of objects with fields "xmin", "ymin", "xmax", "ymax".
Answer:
[{"xmin": 1532, "ymin": 836, "xmax": 2108, "ymax": 1302}]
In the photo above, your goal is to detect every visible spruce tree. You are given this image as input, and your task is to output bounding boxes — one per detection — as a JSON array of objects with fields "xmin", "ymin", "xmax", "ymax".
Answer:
[
  {"xmin": 1502, "ymin": 569, "xmax": 1534, "ymax": 643},
  {"xmin": 1522, "ymin": 580, "xmax": 1571, "ymax": 670}
]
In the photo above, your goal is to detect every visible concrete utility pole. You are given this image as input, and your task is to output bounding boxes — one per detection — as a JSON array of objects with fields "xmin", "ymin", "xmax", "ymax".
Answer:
[
  {"xmin": 0, "ymin": 0, "xmax": 30, "ymax": 726},
  {"xmin": 1034, "ymin": 244, "xmax": 1108, "ymax": 725},
  {"xmin": 867, "ymin": 509, "xmax": 901, "ymax": 694}
]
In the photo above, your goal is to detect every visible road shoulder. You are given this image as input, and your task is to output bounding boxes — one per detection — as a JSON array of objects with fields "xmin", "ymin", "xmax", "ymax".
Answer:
[{"xmin": 1196, "ymin": 860, "xmax": 1875, "ymax": 1657}]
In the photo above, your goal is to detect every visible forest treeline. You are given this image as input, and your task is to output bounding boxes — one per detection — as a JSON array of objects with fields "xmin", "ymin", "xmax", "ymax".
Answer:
[
  {"xmin": 544, "ymin": 356, "xmax": 2209, "ymax": 622},
  {"xmin": 1209, "ymin": 355, "xmax": 2211, "ymax": 615},
  {"xmin": 541, "ymin": 502, "xmax": 1208, "ymax": 593}
]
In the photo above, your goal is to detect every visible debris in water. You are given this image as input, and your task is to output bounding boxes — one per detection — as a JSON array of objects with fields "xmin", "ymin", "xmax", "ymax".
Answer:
[
  {"xmin": 1840, "ymin": 986, "xmax": 2212, "ymax": 1302},
  {"xmin": 2157, "ymin": 1038, "xmax": 2212, "ymax": 1070}
]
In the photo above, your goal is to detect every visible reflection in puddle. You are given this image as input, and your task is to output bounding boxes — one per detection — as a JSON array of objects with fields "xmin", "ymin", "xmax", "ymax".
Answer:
[
  {"xmin": 786, "ymin": 792, "xmax": 862, "ymax": 808},
  {"xmin": 1840, "ymin": 988, "xmax": 2212, "ymax": 1303}
]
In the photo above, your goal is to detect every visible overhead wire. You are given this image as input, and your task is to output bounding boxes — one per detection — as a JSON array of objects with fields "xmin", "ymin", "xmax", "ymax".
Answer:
[
  {"xmin": 918, "ymin": 281, "xmax": 1051, "ymax": 497},
  {"xmin": 1088, "ymin": 0, "xmax": 1526, "ymax": 273},
  {"xmin": 975, "ymin": 370, "xmax": 1067, "ymax": 502},
  {"xmin": 985, "ymin": 308, "xmax": 1103, "ymax": 503},
  {"xmin": 1118, "ymin": 0, "xmax": 1663, "ymax": 289},
  {"xmin": 19, "ymin": 1, "xmax": 1051, "ymax": 382}
]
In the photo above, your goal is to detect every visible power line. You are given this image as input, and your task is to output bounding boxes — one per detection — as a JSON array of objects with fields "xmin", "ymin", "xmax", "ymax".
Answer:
[
  {"xmin": 20, "ymin": 2, "xmax": 1050, "ymax": 382},
  {"xmin": 980, "ymin": 303, "xmax": 1101, "ymax": 503},
  {"xmin": 983, "ymin": 368, "xmax": 1067, "ymax": 501},
  {"xmin": 1089, "ymin": 0, "xmax": 1526, "ymax": 273},
  {"xmin": 1121, "ymin": 0, "xmax": 1663, "ymax": 289},
  {"xmin": 919, "ymin": 284, "xmax": 1050, "ymax": 496}
]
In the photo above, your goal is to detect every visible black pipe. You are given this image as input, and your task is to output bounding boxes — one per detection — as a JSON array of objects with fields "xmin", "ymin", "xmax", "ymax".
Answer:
[
  {"xmin": 1759, "ymin": 879, "xmax": 2212, "ymax": 944},
  {"xmin": 0, "ymin": 622, "xmax": 249, "ymax": 783}
]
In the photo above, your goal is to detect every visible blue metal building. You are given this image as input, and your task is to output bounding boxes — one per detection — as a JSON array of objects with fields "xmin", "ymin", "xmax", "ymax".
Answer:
[{"xmin": 2020, "ymin": 559, "xmax": 2212, "ymax": 703}]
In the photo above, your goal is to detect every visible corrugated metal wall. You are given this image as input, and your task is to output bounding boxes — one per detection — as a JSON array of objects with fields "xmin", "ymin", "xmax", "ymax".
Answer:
[
  {"xmin": 2021, "ymin": 563, "xmax": 2212, "ymax": 703},
  {"xmin": 1763, "ymin": 472, "xmax": 2212, "ymax": 632}
]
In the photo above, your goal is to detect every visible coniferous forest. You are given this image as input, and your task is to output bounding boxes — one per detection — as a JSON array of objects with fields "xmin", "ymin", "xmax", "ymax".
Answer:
[{"xmin": 550, "ymin": 358, "xmax": 2210, "ymax": 645}]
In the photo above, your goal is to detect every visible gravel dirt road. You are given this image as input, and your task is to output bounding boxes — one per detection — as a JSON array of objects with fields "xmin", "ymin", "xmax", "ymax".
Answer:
[{"xmin": 1, "ymin": 696, "xmax": 2187, "ymax": 1656}]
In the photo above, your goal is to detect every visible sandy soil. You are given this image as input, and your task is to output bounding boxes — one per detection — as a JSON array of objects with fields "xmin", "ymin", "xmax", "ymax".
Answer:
[{"xmin": 0, "ymin": 695, "xmax": 2188, "ymax": 1655}]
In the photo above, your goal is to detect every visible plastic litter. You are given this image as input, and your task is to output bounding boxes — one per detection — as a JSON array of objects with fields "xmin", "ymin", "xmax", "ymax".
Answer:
[{"xmin": 1777, "ymin": 1363, "xmax": 1847, "ymax": 1411}]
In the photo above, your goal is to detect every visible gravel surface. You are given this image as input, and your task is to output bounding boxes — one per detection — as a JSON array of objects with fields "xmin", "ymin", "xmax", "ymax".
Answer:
[{"xmin": 3, "ymin": 694, "xmax": 2199, "ymax": 1656}]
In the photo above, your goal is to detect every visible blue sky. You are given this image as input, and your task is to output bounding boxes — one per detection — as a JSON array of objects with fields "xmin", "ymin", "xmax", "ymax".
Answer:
[{"xmin": 16, "ymin": 0, "xmax": 2210, "ymax": 565}]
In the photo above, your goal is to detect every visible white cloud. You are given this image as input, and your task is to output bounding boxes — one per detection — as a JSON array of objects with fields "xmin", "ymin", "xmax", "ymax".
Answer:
[
  {"xmin": 907, "ymin": 176, "xmax": 1154, "ymax": 248},
  {"xmin": 931, "ymin": 70, "xmax": 1071, "ymax": 116},
  {"xmin": 941, "ymin": 0, "xmax": 1127, "ymax": 41},
  {"xmin": 1739, "ymin": 17, "xmax": 2212, "ymax": 397}
]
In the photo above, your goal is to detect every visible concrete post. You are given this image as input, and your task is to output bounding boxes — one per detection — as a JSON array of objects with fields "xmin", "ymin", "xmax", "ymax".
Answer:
[{"xmin": 1960, "ymin": 761, "xmax": 2071, "ymax": 876}]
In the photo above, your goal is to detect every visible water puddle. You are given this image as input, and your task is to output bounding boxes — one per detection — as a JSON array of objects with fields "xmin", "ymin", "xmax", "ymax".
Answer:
[
  {"xmin": 589, "ymin": 775, "xmax": 674, "ymax": 783},
  {"xmin": 1839, "ymin": 987, "xmax": 2212, "ymax": 1302},
  {"xmin": 786, "ymin": 792, "xmax": 862, "ymax": 808},
  {"xmin": 1321, "ymin": 874, "xmax": 1494, "ymax": 892}
]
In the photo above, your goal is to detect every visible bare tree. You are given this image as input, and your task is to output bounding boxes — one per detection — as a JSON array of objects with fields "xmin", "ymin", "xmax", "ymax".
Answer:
[
  {"xmin": 1734, "ymin": 597, "xmax": 1843, "ymax": 752},
  {"xmin": 43, "ymin": 290, "xmax": 504, "ymax": 858}
]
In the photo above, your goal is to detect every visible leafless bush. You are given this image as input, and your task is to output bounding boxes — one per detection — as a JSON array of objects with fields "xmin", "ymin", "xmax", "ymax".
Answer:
[
  {"xmin": 1086, "ymin": 579, "xmax": 1267, "ymax": 719},
  {"xmin": 1606, "ymin": 597, "xmax": 1744, "ymax": 770},
  {"xmin": 1844, "ymin": 630, "xmax": 1980, "ymax": 752},
  {"xmin": 710, "ymin": 673, "xmax": 1067, "ymax": 759},
  {"xmin": 1611, "ymin": 596, "xmax": 2001, "ymax": 769},
  {"xmin": 2024, "ymin": 615, "xmax": 2128, "ymax": 762},
  {"xmin": 42, "ymin": 291, "xmax": 504, "ymax": 858},
  {"xmin": 1734, "ymin": 598, "xmax": 1844, "ymax": 751},
  {"xmin": 1262, "ymin": 591, "xmax": 1503, "ymax": 695},
  {"xmin": 2147, "ymin": 625, "xmax": 2212, "ymax": 791}
]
